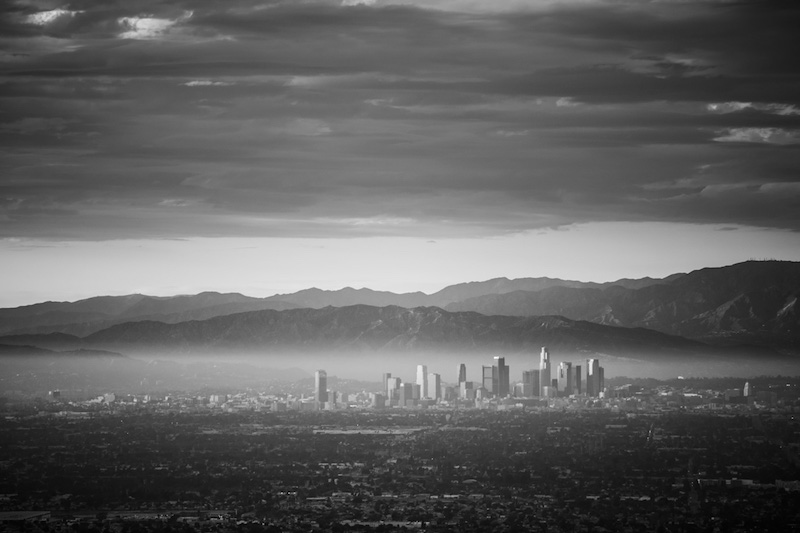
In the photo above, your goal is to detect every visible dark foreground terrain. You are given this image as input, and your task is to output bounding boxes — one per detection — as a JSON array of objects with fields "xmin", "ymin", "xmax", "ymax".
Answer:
[{"xmin": 2, "ymin": 404, "xmax": 800, "ymax": 533}]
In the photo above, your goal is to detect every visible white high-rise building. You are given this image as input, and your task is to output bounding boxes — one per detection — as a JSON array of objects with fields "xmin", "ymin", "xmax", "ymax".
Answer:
[
  {"xmin": 416, "ymin": 364, "xmax": 429, "ymax": 398},
  {"xmin": 315, "ymin": 370, "xmax": 328, "ymax": 407},
  {"xmin": 539, "ymin": 347, "xmax": 551, "ymax": 393},
  {"xmin": 428, "ymin": 372, "xmax": 442, "ymax": 400},
  {"xmin": 382, "ymin": 373, "xmax": 392, "ymax": 396},
  {"xmin": 387, "ymin": 377, "xmax": 401, "ymax": 404},
  {"xmin": 586, "ymin": 358, "xmax": 602, "ymax": 397}
]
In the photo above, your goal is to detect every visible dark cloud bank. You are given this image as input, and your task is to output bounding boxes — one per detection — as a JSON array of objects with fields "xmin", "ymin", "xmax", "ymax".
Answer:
[{"xmin": 1, "ymin": 0, "xmax": 799, "ymax": 240}]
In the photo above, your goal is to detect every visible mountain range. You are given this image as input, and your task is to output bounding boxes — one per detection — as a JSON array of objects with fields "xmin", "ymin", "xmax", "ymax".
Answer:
[
  {"xmin": 445, "ymin": 261, "xmax": 800, "ymax": 350},
  {"xmin": 0, "ymin": 261, "xmax": 797, "ymax": 364},
  {"xmin": 0, "ymin": 270, "xmax": 687, "ymax": 338},
  {"xmin": 0, "ymin": 306, "xmax": 732, "ymax": 356},
  {"xmin": 0, "ymin": 292, "xmax": 300, "ymax": 337}
]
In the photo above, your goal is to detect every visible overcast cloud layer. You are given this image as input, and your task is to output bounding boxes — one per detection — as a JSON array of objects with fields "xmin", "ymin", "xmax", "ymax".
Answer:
[{"xmin": 2, "ymin": 0, "xmax": 800, "ymax": 241}]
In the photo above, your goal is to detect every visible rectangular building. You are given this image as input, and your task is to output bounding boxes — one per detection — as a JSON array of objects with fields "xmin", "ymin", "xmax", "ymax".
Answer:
[
  {"xmin": 460, "ymin": 381, "xmax": 476, "ymax": 400},
  {"xmin": 387, "ymin": 377, "xmax": 401, "ymax": 404},
  {"xmin": 540, "ymin": 347, "xmax": 551, "ymax": 393},
  {"xmin": 586, "ymin": 359, "xmax": 602, "ymax": 397},
  {"xmin": 482, "ymin": 365, "xmax": 495, "ymax": 394},
  {"xmin": 399, "ymin": 382, "xmax": 414, "ymax": 407},
  {"xmin": 557, "ymin": 361, "xmax": 573, "ymax": 396},
  {"xmin": 416, "ymin": 365, "xmax": 429, "ymax": 398},
  {"xmin": 428, "ymin": 372, "xmax": 442, "ymax": 400},
  {"xmin": 522, "ymin": 369, "xmax": 541, "ymax": 397},
  {"xmin": 314, "ymin": 370, "xmax": 328, "ymax": 406},
  {"xmin": 494, "ymin": 356, "xmax": 509, "ymax": 397}
]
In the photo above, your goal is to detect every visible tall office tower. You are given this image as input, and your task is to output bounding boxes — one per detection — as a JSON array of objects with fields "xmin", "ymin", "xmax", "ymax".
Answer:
[
  {"xmin": 539, "ymin": 347, "xmax": 551, "ymax": 394},
  {"xmin": 494, "ymin": 356, "xmax": 509, "ymax": 397},
  {"xmin": 417, "ymin": 364, "xmax": 429, "ymax": 398},
  {"xmin": 521, "ymin": 369, "xmax": 540, "ymax": 397},
  {"xmin": 382, "ymin": 373, "xmax": 392, "ymax": 396},
  {"xmin": 586, "ymin": 358, "xmax": 601, "ymax": 397},
  {"xmin": 387, "ymin": 377, "xmax": 401, "ymax": 404},
  {"xmin": 428, "ymin": 373, "xmax": 442, "ymax": 400},
  {"xmin": 572, "ymin": 365, "xmax": 582, "ymax": 395},
  {"xmin": 399, "ymin": 382, "xmax": 414, "ymax": 407},
  {"xmin": 743, "ymin": 381, "xmax": 751, "ymax": 397},
  {"xmin": 526, "ymin": 369, "xmax": 541, "ymax": 396},
  {"xmin": 458, "ymin": 363, "xmax": 467, "ymax": 385},
  {"xmin": 599, "ymin": 366, "xmax": 605, "ymax": 396},
  {"xmin": 314, "ymin": 370, "xmax": 328, "ymax": 405},
  {"xmin": 411, "ymin": 383, "xmax": 421, "ymax": 400},
  {"xmin": 482, "ymin": 365, "xmax": 495, "ymax": 394},
  {"xmin": 521, "ymin": 370, "xmax": 534, "ymax": 397},
  {"xmin": 558, "ymin": 361, "xmax": 573, "ymax": 396}
]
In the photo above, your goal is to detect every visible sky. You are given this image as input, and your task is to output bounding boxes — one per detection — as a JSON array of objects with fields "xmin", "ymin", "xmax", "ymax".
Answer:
[{"xmin": 1, "ymin": 0, "xmax": 800, "ymax": 307}]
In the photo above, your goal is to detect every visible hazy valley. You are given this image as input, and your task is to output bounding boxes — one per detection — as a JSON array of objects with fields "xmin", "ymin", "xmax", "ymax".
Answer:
[{"xmin": 1, "ymin": 260, "xmax": 798, "ymax": 391}]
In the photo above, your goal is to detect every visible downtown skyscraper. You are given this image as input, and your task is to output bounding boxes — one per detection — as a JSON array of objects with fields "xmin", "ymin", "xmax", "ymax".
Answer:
[
  {"xmin": 540, "ymin": 347, "xmax": 551, "ymax": 394},
  {"xmin": 314, "ymin": 370, "xmax": 328, "ymax": 406},
  {"xmin": 416, "ymin": 364, "xmax": 429, "ymax": 399},
  {"xmin": 457, "ymin": 363, "xmax": 467, "ymax": 385},
  {"xmin": 494, "ymin": 356, "xmax": 510, "ymax": 397},
  {"xmin": 522, "ymin": 369, "xmax": 541, "ymax": 397},
  {"xmin": 557, "ymin": 361, "xmax": 573, "ymax": 396},
  {"xmin": 428, "ymin": 372, "xmax": 442, "ymax": 400},
  {"xmin": 586, "ymin": 358, "xmax": 604, "ymax": 397}
]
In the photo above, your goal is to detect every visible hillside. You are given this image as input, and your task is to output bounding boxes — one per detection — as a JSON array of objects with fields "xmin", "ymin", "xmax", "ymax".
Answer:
[
  {"xmin": 1, "ymin": 261, "xmax": 797, "ymax": 354},
  {"xmin": 0, "ymin": 292, "xmax": 300, "ymax": 336},
  {"xmin": 0, "ymin": 305, "xmax": 779, "ymax": 364},
  {"xmin": 1, "ymin": 272, "xmax": 676, "ymax": 337},
  {"xmin": 445, "ymin": 261, "xmax": 800, "ymax": 351}
]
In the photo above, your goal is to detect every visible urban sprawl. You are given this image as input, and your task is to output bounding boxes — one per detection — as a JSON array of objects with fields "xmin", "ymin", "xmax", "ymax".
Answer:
[{"xmin": 2, "ymin": 348, "xmax": 800, "ymax": 533}]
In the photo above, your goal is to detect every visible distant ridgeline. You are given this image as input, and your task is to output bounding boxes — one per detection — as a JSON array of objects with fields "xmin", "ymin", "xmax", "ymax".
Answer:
[{"xmin": 0, "ymin": 261, "xmax": 797, "ymax": 362}]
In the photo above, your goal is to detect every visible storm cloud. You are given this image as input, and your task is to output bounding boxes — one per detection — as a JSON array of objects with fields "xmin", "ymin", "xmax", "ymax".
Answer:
[{"xmin": 2, "ymin": 0, "xmax": 799, "ymax": 240}]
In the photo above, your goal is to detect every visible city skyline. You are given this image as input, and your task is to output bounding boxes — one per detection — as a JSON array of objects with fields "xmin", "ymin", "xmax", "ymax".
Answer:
[
  {"xmin": 317, "ymin": 347, "xmax": 607, "ymax": 409},
  {"xmin": 3, "ymin": 374, "xmax": 793, "ymax": 532},
  {"xmin": 2, "ymin": 1, "xmax": 800, "ymax": 307}
]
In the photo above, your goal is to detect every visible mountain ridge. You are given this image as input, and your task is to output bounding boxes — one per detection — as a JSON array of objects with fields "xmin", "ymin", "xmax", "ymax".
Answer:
[
  {"xmin": 1, "ymin": 261, "xmax": 797, "ymax": 354},
  {"xmin": 0, "ymin": 292, "xmax": 301, "ymax": 337},
  {"xmin": 1, "ymin": 269, "xmax": 684, "ymax": 336},
  {"xmin": 445, "ymin": 260, "xmax": 800, "ymax": 351},
  {"xmin": 0, "ymin": 304, "xmax": 784, "ymax": 365}
]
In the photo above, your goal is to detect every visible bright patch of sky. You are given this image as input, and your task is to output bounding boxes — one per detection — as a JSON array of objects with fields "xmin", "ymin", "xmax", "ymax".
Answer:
[
  {"xmin": 25, "ymin": 9, "xmax": 80, "ymax": 25},
  {"xmin": 2, "ymin": 222, "xmax": 800, "ymax": 307},
  {"xmin": 118, "ymin": 11, "xmax": 192, "ymax": 39}
]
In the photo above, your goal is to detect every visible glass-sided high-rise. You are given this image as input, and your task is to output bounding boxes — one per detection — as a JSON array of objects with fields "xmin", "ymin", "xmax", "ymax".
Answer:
[
  {"xmin": 314, "ymin": 370, "xmax": 328, "ymax": 405},
  {"xmin": 539, "ymin": 347, "xmax": 551, "ymax": 393}
]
